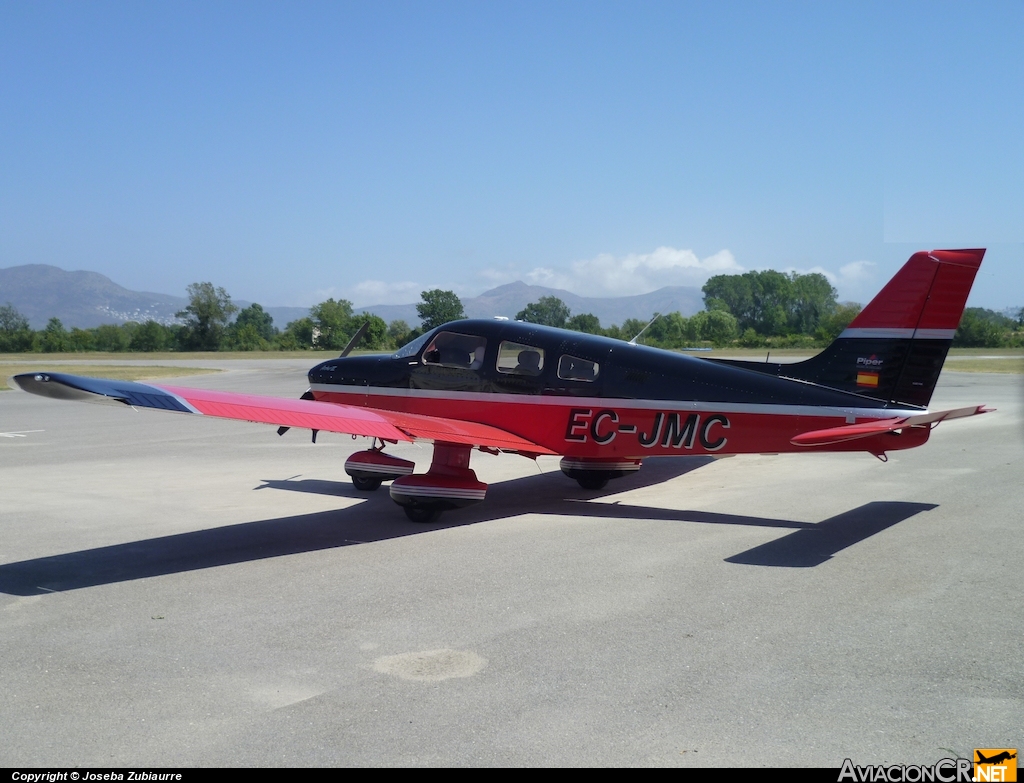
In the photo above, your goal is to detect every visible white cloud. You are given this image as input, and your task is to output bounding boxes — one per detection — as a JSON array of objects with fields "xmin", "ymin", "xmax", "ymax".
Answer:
[
  {"xmin": 837, "ymin": 260, "xmax": 876, "ymax": 285},
  {"xmin": 350, "ymin": 279, "xmax": 421, "ymax": 306},
  {"xmin": 519, "ymin": 247, "xmax": 743, "ymax": 297},
  {"xmin": 327, "ymin": 249, "xmax": 878, "ymax": 309},
  {"xmin": 477, "ymin": 266, "xmax": 520, "ymax": 286},
  {"xmin": 347, "ymin": 278, "xmax": 480, "ymax": 307},
  {"xmin": 775, "ymin": 260, "xmax": 878, "ymax": 304}
]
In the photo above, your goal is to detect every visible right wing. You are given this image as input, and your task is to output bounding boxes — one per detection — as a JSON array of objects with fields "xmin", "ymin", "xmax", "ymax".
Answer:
[{"xmin": 11, "ymin": 372, "xmax": 555, "ymax": 454}]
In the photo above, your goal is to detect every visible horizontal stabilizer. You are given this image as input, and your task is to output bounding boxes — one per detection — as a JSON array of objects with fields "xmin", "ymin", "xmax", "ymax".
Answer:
[{"xmin": 790, "ymin": 405, "xmax": 991, "ymax": 447}]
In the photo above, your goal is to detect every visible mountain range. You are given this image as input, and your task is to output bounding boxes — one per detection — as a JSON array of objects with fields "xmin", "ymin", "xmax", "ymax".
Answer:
[{"xmin": 0, "ymin": 264, "xmax": 704, "ymax": 330}]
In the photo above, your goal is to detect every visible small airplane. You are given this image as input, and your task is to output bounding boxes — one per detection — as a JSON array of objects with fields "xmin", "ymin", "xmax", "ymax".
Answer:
[
  {"xmin": 12, "ymin": 248, "xmax": 991, "ymax": 523},
  {"xmin": 975, "ymin": 751, "xmax": 1016, "ymax": 766}
]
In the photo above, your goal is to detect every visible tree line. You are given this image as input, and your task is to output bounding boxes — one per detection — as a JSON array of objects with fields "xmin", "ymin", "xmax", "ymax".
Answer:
[
  {"xmin": 512, "ymin": 271, "xmax": 855, "ymax": 348},
  {"xmin": 0, "ymin": 285, "xmax": 467, "ymax": 353},
  {"xmin": 510, "ymin": 270, "xmax": 1024, "ymax": 349},
  {"xmin": 2, "ymin": 272, "xmax": 1021, "ymax": 354}
]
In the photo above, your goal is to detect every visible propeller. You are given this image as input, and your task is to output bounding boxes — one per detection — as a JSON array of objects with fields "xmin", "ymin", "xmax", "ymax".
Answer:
[
  {"xmin": 277, "ymin": 322, "xmax": 369, "ymax": 440},
  {"xmin": 339, "ymin": 320, "xmax": 370, "ymax": 357},
  {"xmin": 276, "ymin": 390, "xmax": 316, "ymax": 438}
]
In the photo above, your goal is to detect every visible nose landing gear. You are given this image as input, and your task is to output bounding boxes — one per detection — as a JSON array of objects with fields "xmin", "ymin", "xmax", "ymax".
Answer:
[{"xmin": 344, "ymin": 441, "xmax": 415, "ymax": 491}]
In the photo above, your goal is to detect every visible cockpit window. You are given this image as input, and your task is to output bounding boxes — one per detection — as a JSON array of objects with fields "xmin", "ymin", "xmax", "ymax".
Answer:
[
  {"xmin": 422, "ymin": 332, "xmax": 487, "ymax": 369},
  {"xmin": 393, "ymin": 331, "xmax": 432, "ymax": 359},
  {"xmin": 557, "ymin": 355, "xmax": 599, "ymax": 382},
  {"xmin": 496, "ymin": 341, "xmax": 545, "ymax": 376}
]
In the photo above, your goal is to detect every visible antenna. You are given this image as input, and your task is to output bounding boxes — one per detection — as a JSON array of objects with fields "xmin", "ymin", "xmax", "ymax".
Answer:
[{"xmin": 628, "ymin": 313, "xmax": 661, "ymax": 346}]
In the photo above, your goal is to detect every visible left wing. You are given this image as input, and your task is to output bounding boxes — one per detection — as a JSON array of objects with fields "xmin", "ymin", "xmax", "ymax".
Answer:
[
  {"xmin": 790, "ymin": 405, "xmax": 992, "ymax": 447},
  {"xmin": 11, "ymin": 372, "xmax": 554, "ymax": 454}
]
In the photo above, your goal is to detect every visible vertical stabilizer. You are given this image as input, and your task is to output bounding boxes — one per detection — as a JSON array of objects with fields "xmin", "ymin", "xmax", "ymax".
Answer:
[{"xmin": 786, "ymin": 249, "xmax": 984, "ymax": 406}]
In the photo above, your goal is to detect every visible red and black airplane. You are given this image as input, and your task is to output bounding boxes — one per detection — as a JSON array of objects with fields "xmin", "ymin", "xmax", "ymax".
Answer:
[{"xmin": 12, "ymin": 248, "xmax": 990, "ymax": 523}]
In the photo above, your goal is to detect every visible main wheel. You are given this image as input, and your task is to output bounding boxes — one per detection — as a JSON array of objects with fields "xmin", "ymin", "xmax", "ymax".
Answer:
[
  {"xmin": 352, "ymin": 476, "xmax": 383, "ymax": 491},
  {"xmin": 576, "ymin": 474, "xmax": 609, "ymax": 490},
  {"xmin": 403, "ymin": 505, "xmax": 443, "ymax": 524}
]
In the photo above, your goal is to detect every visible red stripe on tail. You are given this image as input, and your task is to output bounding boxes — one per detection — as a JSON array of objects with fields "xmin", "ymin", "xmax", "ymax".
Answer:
[{"xmin": 847, "ymin": 248, "xmax": 984, "ymax": 331}]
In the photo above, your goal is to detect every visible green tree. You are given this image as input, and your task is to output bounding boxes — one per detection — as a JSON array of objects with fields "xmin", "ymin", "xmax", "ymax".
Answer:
[
  {"xmin": 38, "ymin": 318, "xmax": 70, "ymax": 353},
  {"xmin": 177, "ymin": 283, "xmax": 237, "ymax": 351},
  {"xmin": 748, "ymin": 270, "xmax": 794, "ymax": 335},
  {"xmin": 619, "ymin": 318, "xmax": 650, "ymax": 343},
  {"xmin": 690, "ymin": 310, "xmax": 739, "ymax": 345},
  {"xmin": 68, "ymin": 328, "xmax": 95, "ymax": 352},
  {"xmin": 130, "ymin": 321, "xmax": 173, "ymax": 352},
  {"xmin": 646, "ymin": 312, "xmax": 687, "ymax": 347},
  {"xmin": 344, "ymin": 313, "xmax": 390, "ymax": 351},
  {"xmin": 416, "ymin": 290, "xmax": 465, "ymax": 331},
  {"xmin": 954, "ymin": 308, "xmax": 1008, "ymax": 347},
  {"xmin": 565, "ymin": 312, "xmax": 602, "ymax": 335},
  {"xmin": 790, "ymin": 273, "xmax": 838, "ymax": 334},
  {"xmin": 703, "ymin": 270, "xmax": 837, "ymax": 336},
  {"xmin": 227, "ymin": 323, "xmax": 270, "ymax": 351},
  {"xmin": 309, "ymin": 298, "xmax": 355, "ymax": 350},
  {"xmin": 703, "ymin": 275, "xmax": 754, "ymax": 328},
  {"xmin": 815, "ymin": 302, "xmax": 862, "ymax": 343},
  {"xmin": 92, "ymin": 323, "xmax": 131, "ymax": 352},
  {"xmin": 388, "ymin": 319, "xmax": 413, "ymax": 348},
  {"xmin": 279, "ymin": 317, "xmax": 316, "ymax": 350},
  {"xmin": 226, "ymin": 303, "xmax": 276, "ymax": 350},
  {"xmin": 233, "ymin": 304, "xmax": 277, "ymax": 342},
  {"xmin": 516, "ymin": 296, "xmax": 571, "ymax": 328},
  {"xmin": 0, "ymin": 303, "xmax": 33, "ymax": 352}
]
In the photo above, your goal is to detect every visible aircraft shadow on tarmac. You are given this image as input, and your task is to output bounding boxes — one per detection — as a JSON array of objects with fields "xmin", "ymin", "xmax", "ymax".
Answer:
[{"xmin": 0, "ymin": 457, "xmax": 937, "ymax": 595}]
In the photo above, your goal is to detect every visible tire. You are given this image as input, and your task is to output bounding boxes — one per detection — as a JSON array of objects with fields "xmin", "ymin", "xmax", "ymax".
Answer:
[
  {"xmin": 352, "ymin": 476, "xmax": 383, "ymax": 491},
  {"xmin": 576, "ymin": 474, "xmax": 609, "ymax": 491},
  {"xmin": 403, "ymin": 505, "xmax": 443, "ymax": 524}
]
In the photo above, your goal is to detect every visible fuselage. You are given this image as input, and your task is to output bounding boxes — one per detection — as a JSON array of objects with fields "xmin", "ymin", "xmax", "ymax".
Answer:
[{"xmin": 307, "ymin": 319, "xmax": 930, "ymax": 458}]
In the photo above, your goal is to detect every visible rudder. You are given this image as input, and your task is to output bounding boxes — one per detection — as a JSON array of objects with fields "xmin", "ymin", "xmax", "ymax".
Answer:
[{"xmin": 789, "ymin": 249, "xmax": 984, "ymax": 406}]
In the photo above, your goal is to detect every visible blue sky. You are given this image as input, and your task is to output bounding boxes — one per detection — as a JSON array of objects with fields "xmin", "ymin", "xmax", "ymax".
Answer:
[{"xmin": 1, "ymin": 1, "xmax": 1021, "ymax": 312}]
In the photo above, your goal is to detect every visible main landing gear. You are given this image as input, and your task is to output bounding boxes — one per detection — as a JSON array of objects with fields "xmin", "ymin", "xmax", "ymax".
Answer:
[
  {"xmin": 345, "ymin": 441, "xmax": 487, "ymax": 524},
  {"xmin": 558, "ymin": 457, "xmax": 642, "ymax": 490},
  {"xmin": 346, "ymin": 445, "xmax": 641, "ymax": 522}
]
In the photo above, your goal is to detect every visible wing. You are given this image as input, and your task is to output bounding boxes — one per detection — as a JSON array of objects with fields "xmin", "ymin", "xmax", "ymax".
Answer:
[
  {"xmin": 790, "ymin": 405, "xmax": 992, "ymax": 447},
  {"xmin": 11, "ymin": 372, "xmax": 555, "ymax": 454}
]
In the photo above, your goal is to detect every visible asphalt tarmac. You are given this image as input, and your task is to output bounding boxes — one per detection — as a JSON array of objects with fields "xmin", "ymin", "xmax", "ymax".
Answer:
[{"xmin": 1, "ymin": 361, "xmax": 1021, "ymax": 767}]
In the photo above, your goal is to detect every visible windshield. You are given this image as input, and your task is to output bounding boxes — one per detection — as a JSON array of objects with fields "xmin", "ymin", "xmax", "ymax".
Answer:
[{"xmin": 392, "ymin": 331, "xmax": 432, "ymax": 359}]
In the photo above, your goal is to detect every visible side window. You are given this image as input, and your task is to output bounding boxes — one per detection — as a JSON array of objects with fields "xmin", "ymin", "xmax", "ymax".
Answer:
[
  {"xmin": 496, "ymin": 341, "xmax": 545, "ymax": 376},
  {"xmin": 557, "ymin": 355, "xmax": 599, "ymax": 382},
  {"xmin": 422, "ymin": 332, "xmax": 487, "ymax": 369}
]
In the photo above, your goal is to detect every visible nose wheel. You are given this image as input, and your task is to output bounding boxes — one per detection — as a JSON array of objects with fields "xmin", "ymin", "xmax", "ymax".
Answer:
[
  {"xmin": 351, "ymin": 475, "xmax": 383, "ymax": 491},
  {"xmin": 345, "ymin": 443, "xmax": 414, "ymax": 491}
]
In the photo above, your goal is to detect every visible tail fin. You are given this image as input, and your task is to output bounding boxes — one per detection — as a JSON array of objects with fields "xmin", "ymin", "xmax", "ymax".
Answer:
[{"xmin": 787, "ymin": 249, "xmax": 984, "ymax": 406}]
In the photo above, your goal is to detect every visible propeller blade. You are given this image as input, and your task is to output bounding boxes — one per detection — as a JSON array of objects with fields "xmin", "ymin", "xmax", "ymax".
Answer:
[
  {"xmin": 276, "ymin": 390, "xmax": 317, "ymax": 436},
  {"xmin": 340, "ymin": 321, "xmax": 370, "ymax": 357}
]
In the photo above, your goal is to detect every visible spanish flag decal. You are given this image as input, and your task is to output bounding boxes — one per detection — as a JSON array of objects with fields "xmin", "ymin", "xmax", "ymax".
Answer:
[{"xmin": 857, "ymin": 371, "xmax": 880, "ymax": 388}]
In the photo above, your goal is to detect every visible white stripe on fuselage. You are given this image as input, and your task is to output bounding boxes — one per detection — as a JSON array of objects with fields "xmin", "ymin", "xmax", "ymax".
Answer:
[{"xmin": 308, "ymin": 383, "xmax": 925, "ymax": 420}]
